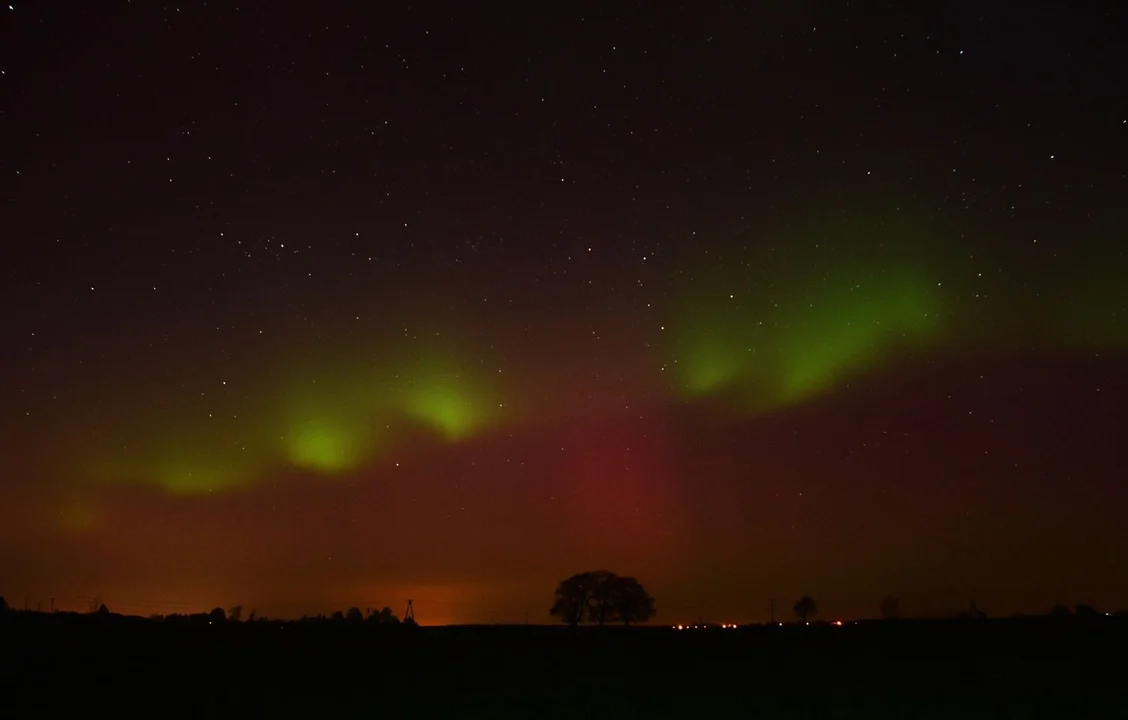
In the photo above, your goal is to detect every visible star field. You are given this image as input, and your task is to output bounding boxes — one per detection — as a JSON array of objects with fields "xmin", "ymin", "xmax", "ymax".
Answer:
[{"xmin": 0, "ymin": 1, "xmax": 1125, "ymax": 623}]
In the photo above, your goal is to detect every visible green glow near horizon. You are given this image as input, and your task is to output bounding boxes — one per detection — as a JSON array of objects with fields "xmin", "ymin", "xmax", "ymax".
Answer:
[
  {"xmin": 286, "ymin": 414, "xmax": 373, "ymax": 474},
  {"xmin": 403, "ymin": 382, "xmax": 485, "ymax": 440},
  {"xmin": 668, "ymin": 213, "xmax": 948, "ymax": 410},
  {"xmin": 83, "ymin": 339, "xmax": 507, "ymax": 493},
  {"xmin": 86, "ymin": 425, "xmax": 271, "ymax": 496},
  {"xmin": 776, "ymin": 268, "xmax": 942, "ymax": 402},
  {"xmin": 66, "ymin": 202, "xmax": 1122, "ymax": 498},
  {"xmin": 156, "ymin": 458, "xmax": 257, "ymax": 495},
  {"xmin": 277, "ymin": 369, "xmax": 385, "ymax": 474},
  {"xmin": 396, "ymin": 353, "xmax": 502, "ymax": 441},
  {"xmin": 273, "ymin": 342, "xmax": 502, "ymax": 473}
]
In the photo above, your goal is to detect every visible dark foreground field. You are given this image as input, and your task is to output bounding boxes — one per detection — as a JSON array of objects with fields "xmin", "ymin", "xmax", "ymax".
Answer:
[{"xmin": 2, "ymin": 614, "xmax": 1126, "ymax": 718}]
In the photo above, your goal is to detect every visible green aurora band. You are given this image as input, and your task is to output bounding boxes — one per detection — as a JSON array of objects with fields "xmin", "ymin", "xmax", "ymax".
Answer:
[
  {"xmin": 80, "ymin": 339, "xmax": 507, "ymax": 494},
  {"xmin": 666, "ymin": 212, "xmax": 949, "ymax": 410},
  {"xmin": 68, "ymin": 203, "xmax": 1125, "ymax": 499}
]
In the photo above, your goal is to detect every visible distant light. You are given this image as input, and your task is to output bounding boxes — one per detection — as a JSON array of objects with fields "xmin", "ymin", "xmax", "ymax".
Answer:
[
  {"xmin": 779, "ymin": 622, "xmax": 783, "ymax": 627},
  {"xmin": 833, "ymin": 620, "xmax": 843, "ymax": 626}
]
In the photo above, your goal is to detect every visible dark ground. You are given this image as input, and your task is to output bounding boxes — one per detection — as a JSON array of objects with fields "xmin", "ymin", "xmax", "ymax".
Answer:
[{"xmin": 1, "ymin": 613, "xmax": 1125, "ymax": 718}]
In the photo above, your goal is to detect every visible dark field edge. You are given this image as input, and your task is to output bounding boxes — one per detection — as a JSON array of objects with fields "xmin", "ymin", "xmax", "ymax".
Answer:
[{"xmin": 2, "ymin": 615, "xmax": 1126, "ymax": 718}]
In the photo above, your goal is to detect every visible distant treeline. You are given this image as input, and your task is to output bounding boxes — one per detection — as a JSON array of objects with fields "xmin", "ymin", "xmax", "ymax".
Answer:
[
  {"xmin": 1, "ymin": 593, "xmax": 1124, "ymax": 630},
  {"xmin": 0, "ymin": 596, "xmax": 414, "ymax": 628}
]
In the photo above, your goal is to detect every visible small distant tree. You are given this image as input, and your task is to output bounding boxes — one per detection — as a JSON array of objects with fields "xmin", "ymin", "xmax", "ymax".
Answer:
[
  {"xmin": 610, "ymin": 576, "xmax": 656, "ymax": 625},
  {"xmin": 1075, "ymin": 604, "xmax": 1099, "ymax": 620},
  {"xmin": 793, "ymin": 595, "xmax": 817, "ymax": 623},
  {"xmin": 208, "ymin": 607, "xmax": 226, "ymax": 623},
  {"xmin": 1050, "ymin": 603, "xmax": 1072, "ymax": 620},
  {"xmin": 228, "ymin": 605, "xmax": 243, "ymax": 623},
  {"xmin": 89, "ymin": 597, "xmax": 104, "ymax": 614},
  {"xmin": 880, "ymin": 595, "xmax": 900, "ymax": 620},
  {"xmin": 331, "ymin": 610, "xmax": 345, "ymax": 622},
  {"xmin": 0, "ymin": 596, "xmax": 8, "ymax": 613},
  {"xmin": 247, "ymin": 609, "xmax": 257, "ymax": 622},
  {"xmin": 346, "ymin": 607, "xmax": 364, "ymax": 623}
]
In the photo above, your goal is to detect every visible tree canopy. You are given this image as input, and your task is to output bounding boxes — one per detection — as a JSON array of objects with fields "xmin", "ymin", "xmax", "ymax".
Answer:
[
  {"xmin": 367, "ymin": 607, "xmax": 400, "ymax": 624},
  {"xmin": 550, "ymin": 571, "xmax": 656, "ymax": 626},
  {"xmin": 793, "ymin": 595, "xmax": 817, "ymax": 623}
]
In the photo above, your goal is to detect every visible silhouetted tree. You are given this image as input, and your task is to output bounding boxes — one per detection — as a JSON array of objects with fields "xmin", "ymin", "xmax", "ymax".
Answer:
[
  {"xmin": 228, "ymin": 605, "xmax": 243, "ymax": 622},
  {"xmin": 367, "ymin": 607, "xmax": 399, "ymax": 624},
  {"xmin": 89, "ymin": 597, "xmax": 104, "ymax": 613},
  {"xmin": 0, "ymin": 596, "xmax": 8, "ymax": 613},
  {"xmin": 331, "ymin": 610, "xmax": 345, "ymax": 622},
  {"xmin": 1050, "ymin": 603, "xmax": 1072, "ymax": 620},
  {"xmin": 880, "ymin": 595, "xmax": 900, "ymax": 620},
  {"xmin": 209, "ymin": 607, "xmax": 226, "ymax": 623},
  {"xmin": 247, "ymin": 609, "xmax": 257, "ymax": 622},
  {"xmin": 610, "ymin": 576, "xmax": 656, "ymax": 625},
  {"xmin": 346, "ymin": 607, "xmax": 364, "ymax": 623},
  {"xmin": 551, "ymin": 571, "xmax": 656, "ymax": 626},
  {"xmin": 586, "ymin": 571, "xmax": 619, "ymax": 625},
  {"xmin": 551, "ymin": 572, "xmax": 599, "ymax": 626},
  {"xmin": 793, "ymin": 595, "xmax": 817, "ymax": 623},
  {"xmin": 1075, "ymin": 604, "xmax": 1099, "ymax": 621}
]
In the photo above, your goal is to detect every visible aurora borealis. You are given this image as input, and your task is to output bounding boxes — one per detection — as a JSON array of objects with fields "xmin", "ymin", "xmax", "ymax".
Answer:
[{"xmin": 2, "ymin": 2, "xmax": 1126, "ymax": 624}]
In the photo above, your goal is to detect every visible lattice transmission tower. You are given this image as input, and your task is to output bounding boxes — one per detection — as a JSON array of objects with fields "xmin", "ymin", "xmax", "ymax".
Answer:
[{"xmin": 404, "ymin": 598, "xmax": 415, "ymax": 623}]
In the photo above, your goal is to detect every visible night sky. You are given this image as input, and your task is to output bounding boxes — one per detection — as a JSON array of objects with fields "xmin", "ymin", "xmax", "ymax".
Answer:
[{"xmin": 2, "ymin": 1, "xmax": 1126, "ymax": 625}]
